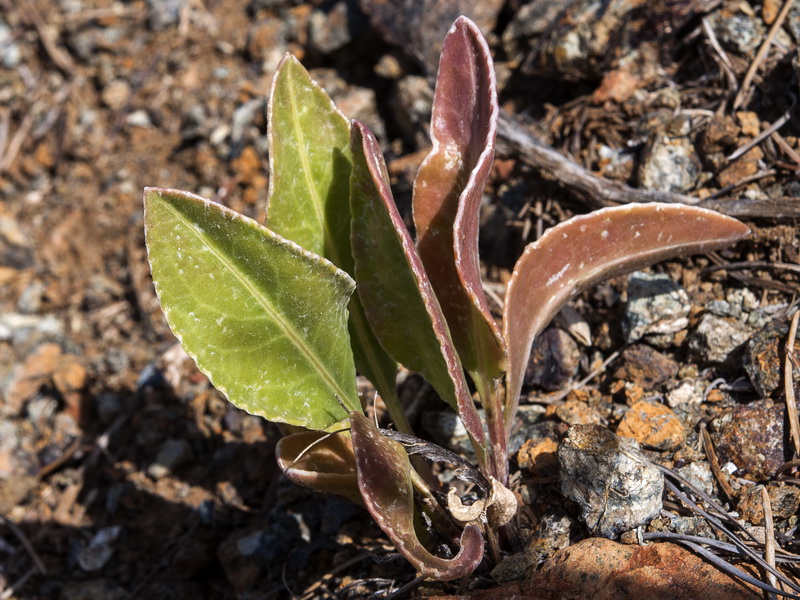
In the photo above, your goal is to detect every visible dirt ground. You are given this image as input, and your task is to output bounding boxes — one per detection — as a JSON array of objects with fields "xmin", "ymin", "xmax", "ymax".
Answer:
[{"xmin": 0, "ymin": 0, "xmax": 799, "ymax": 599}]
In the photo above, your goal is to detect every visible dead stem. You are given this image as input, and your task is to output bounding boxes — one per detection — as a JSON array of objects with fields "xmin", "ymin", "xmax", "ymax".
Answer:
[
  {"xmin": 700, "ymin": 422, "xmax": 736, "ymax": 501},
  {"xmin": 0, "ymin": 516, "xmax": 47, "ymax": 575},
  {"xmin": 726, "ymin": 102, "xmax": 796, "ymax": 162},
  {"xmin": 762, "ymin": 486, "xmax": 780, "ymax": 597},
  {"xmin": 785, "ymin": 311, "xmax": 800, "ymax": 456},
  {"xmin": 733, "ymin": 0, "xmax": 795, "ymax": 110}
]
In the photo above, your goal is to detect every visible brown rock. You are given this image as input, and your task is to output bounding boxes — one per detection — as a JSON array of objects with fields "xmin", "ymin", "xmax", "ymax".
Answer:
[
  {"xmin": 525, "ymin": 327, "xmax": 581, "ymax": 391},
  {"xmin": 592, "ymin": 66, "xmax": 642, "ymax": 104},
  {"xmin": 736, "ymin": 112, "xmax": 760, "ymax": 137},
  {"xmin": 702, "ymin": 114, "xmax": 738, "ymax": 153},
  {"xmin": 617, "ymin": 400, "xmax": 686, "ymax": 451},
  {"xmin": 738, "ymin": 483, "xmax": 800, "ymax": 524},
  {"xmin": 231, "ymin": 146, "xmax": 267, "ymax": 190},
  {"xmin": 710, "ymin": 400, "xmax": 786, "ymax": 481},
  {"xmin": 613, "ymin": 344, "xmax": 679, "ymax": 390},
  {"xmin": 763, "ymin": 0, "xmax": 782, "ymax": 23},
  {"xmin": 4, "ymin": 343, "xmax": 62, "ymax": 416},
  {"xmin": 717, "ymin": 146, "xmax": 764, "ymax": 188},
  {"xmin": 517, "ymin": 438, "xmax": 558, "ymax": 475},
  {"xmin": 245, "ymin": 17, "xmax": 288, "ymax": 67},
  {"xmin": 743, "ymin": 319, "xmax": 788, "ymax": 398},
  {"xmin": 555, "ymin": 398, "xmax": 603, "ymax": 426},
  {"xmin": 101, "ymin": 79, "xmax": 131, "ymax": 111},
  {"xmin": 429, "ymin": 538, "xmax": 758, "ymax": 600},
  {"xmin": 53, "ymin": 361, "xmax": 88, "ymax": 394}
]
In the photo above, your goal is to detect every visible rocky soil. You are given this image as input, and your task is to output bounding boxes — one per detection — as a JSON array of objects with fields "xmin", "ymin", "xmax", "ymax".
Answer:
[{"xmin": 0, "ymin": 1, "xmax": 799, "ymax": 599}]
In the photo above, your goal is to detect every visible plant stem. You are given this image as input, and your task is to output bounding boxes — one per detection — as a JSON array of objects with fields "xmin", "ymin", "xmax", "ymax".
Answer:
[
  {"xmin": 409, "ymin": 468, "xmax": 462, "ymax": 543},
  {"xmin": 472, "ymin": 370, "xmax": 508, "ymax": 484}
]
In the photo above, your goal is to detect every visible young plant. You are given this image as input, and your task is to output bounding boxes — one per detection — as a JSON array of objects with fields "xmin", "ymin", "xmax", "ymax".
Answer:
[{"xmin": 144, "ymin": 17, "xmax": 750, "ymax": 581}]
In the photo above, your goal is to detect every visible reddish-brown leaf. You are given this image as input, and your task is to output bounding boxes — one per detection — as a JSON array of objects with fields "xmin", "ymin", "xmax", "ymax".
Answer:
[
  {"xmin": 503, "ymin": 204, "xmax": 750, "ymax": 431},
  {"xmin": 350, "ymin": 121, "xmax": 485, "ymax": 448},
  {"xmin": 413, "ymin": 16, "xmax": 505, "ymax": 380},
  {"xmin": 350, "ymin": 412, "xmax": 484, "ymax": 580}
]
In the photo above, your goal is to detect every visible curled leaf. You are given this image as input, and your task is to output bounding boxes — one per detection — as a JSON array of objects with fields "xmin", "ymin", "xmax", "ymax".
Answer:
[
  {"xmin": 486, "ymin": 476, "xmax": 517, "ymax": 528},
  {"xmin": 350, "ymin": 412, "xmax": 484, "ymax": 580},
  {"xmin": 413, "ymin": 16, "xmax": 505, "ymax": 378},
  {"xmin": 447, "ymin": 489, "xmax": 486, "ymax": 524},
  {"xmin": 349, "ymin": 122, "xmax": 484, "ymax": 446},
  {"xmin": 503, "ymin": 204, "xmax": 750, "ymax": 431},
  {"xmin": 144, "ymin": 187, "xmax": 361, "ymax": 431},
  {"xmin": 276, "ymin": 430, "xmax": 361, "ymax": 503}
]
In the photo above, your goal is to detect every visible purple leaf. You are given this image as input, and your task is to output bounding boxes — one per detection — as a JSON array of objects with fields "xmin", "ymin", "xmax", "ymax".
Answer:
[
  {"xmin": 503, "ymin": 204, "xmax": 750, "ymax": 432},
  {"xmin": 413, "ymin": 16, "xmax": 505, "ymax": 379},
  {"xmin": 350, "ymin": 121, "xmax": 485, "ymax": 448},
  {"xmin": 276, "ymin": 430, "xmax": 361, "ymax": 503},
  {"xmin": 350, "ymin": 412, "xmax": 484, "ymax": 581}
]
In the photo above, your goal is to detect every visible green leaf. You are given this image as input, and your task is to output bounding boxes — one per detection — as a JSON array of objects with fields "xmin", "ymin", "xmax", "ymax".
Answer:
[
  {"xmin": 350, "ymin": 412, "xmax": 484, "ymax": 580},
  {"xmin": 267, "ymin": 54, "xmax": 402, "ymax": 430},
  {"xmin": 144, "ymin": 187, "xmax": 360, "ymax": 431},
  {"xmin": 267, "ymin": 53, "xmax": 352, "ymax": 262},
  {"xmin": 349, "ymin": 122, "xmax": 485, "ymax": 448}
]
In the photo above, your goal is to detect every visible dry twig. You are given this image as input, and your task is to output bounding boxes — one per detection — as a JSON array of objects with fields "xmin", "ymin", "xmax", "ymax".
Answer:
[
  {"xmin": 701, "ymin": 16, "xmax": 739, "ymax": 93},
  {"xmin": 785, "ymin": 311, "xmax": 800, "ymax": 457},
  {"xmin": 733, "ymin": 0, "xmax": 795, "ymax": 110},
  {"xmin": 700, "ymin": 423, "xmax": 736, "ymax": 501},
  {"xmin": 660, "ymin": 471, "xmax": 800, "ymax": 595},
  {"xmin": 10, "ymin": 0, "xmax": 77, "ymax": 76},
  {"xmin": 762, "ymin": 486, "xmax": 780, "ymax": 597},
  {"xmin": 498, "ymin": 113, "xmax": 800, "ymax": 219},
  {"xmin": 0, "ymin": 516, "xmax": 47, "ymax": 575},
  {"xmin": 727, "ymin": 102, "xmax": 795, "ymax": 162}
]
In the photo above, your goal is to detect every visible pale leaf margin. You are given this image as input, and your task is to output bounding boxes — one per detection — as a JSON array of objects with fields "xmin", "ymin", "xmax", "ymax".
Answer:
[
  {"xmin": 144, "ymin": 187, "xmax": 361, "ymax": 431},
  {"xmin": 503, "ymin": 204, "xmax": 750, "ymax": 432},
  {"xmin": 350, "ymin": 412, "xmax": 484, "ymax": 581},
  {"xmin": 350, "ymin": 122, "xmax": 486, "ymax": 449}
]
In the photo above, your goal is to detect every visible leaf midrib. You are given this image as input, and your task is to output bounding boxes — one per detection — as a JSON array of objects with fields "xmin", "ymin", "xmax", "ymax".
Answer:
[
  {"xmin": 162, "ymin": 197, "xmax": 355, "ymax": 410},
  {"xmin": 285, "ymin": 75, "xmax": 344, "ymax": 268}
]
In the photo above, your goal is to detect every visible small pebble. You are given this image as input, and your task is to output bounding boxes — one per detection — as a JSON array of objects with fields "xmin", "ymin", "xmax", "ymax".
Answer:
[
  {"xmin": 147, "ymin": 438, "xmax": 195, "ymax": 480},
  {"xmin": 101, "ymin": 80, "xmax": 130, "ymax": 111},
  {"xmin": 126, "ymin": 110, "xmax": 152, "ymax": 128},
  {"xmin": 559, "ymin": 424, "xmax": 663, "ymax": 538},
  {"xmin": 709, "ymin": 7, "xmax": 765, "ymax": 55},
  {"xmin": 743, "ymin": 319, "xmax": 788, "ymax": 398},
  {"xmin": 677, "ymin": 461, "xmax": 716, "ymax": 497},
  {"xmin": 612, "ymin": 344, "xmax": 678, "ymax": 390},
  {"xmin": 666, "ymin": 379, "xmax": 705, "ymax": 409},
  {"xmin": 525, "ymin": 327, "xmax": 581, "ymax": 391},
  {"xmin": 710, "ymin": 400, "xmax": 787, "ymax": 481},
  {"xmin": 507, "ymin": 404, "xmax": 552, "ymax": 455},
  {"xmin": 146, "ymin": 0, "xmax": 188, "ymax": 30},
  {"xmin": 617, "ymin": 399, "xmax": 686, "ymax": 451},
  {"xmin": 308, "ymin": 0, "xmax": 368, "ymax": 54},
  {"xmin": 517, "ymin": 437, "xmax": 559, "ymax": 475},
  {"xmin": 77, "ymin": 526, "xmax": 122, "ymax": 572},
  {"xmin": 689, "ymin": 314, "xmax": 752, "ymax": 365},
  {"xmin": 623, "ymin": 272, "xmax": 690, "ymax": 344},
  {"xmin": 639, "ymin": 135, "xmax": 701, "ymax": 194},
  {"xmin": 738, "ymin": 483, "xmax": 800, "ymax": 524},
  {"xmin": 555, "ymin": 398, "xmax": 603, "ymax": 426}
]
